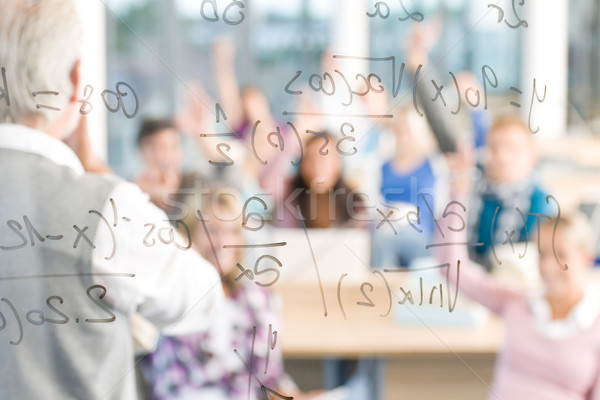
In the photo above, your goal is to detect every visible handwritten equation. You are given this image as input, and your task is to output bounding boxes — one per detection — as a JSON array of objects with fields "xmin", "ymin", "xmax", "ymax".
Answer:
[
  {"xmin": 0, "ymin": 198, "xmax": 191, "ymax": 258},
  {"xmin": 0, "ymin": 67, "xmax": 139, "ymax": 119},
  {"xmin": 0, "ymin": 283, "xmax": 126, "ymax": 346},
  {"xmin": 233, "ymin": 324, "xmax": 293, "ymax": 400}
]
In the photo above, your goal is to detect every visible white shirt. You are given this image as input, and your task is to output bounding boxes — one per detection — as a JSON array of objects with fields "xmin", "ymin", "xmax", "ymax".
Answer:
[
  {"xmin": 0, "ymin": 123, "xmax": 223, "ymax": 336},
  {"xmin": 528, "ymin": 287, "xmax": 600, "ymax": 339}
]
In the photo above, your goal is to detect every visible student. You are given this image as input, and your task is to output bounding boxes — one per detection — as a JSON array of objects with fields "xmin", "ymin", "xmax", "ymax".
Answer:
[
  {"xmin": 136, "ymin": 119, "xmax": 190, "ymax": 213},
  {"xmin": 405, "ymin": 25, "xmax": 552, "ymax": 270},
  {"xmin": 275, "ymin": 134, "xmax": 365, "ymax": 228},
  {"xmin": 0, "ymin": 1, "xmax": 222, "ymax": 398},
  {"xmin": 466, "ymin": 116, "xmax": 552, "ymax": 270},
  {"xmin": 441, "ymin": 150, "xmax": 600, "ymax": 400},
  {"xmin": 212, "ymin": 38, "xmax": 292, "ymax": 189},
  {"xmin": 142, "ymin": 187, "xmax": 324, "ymax": 400},
  {"xmin": 371, "ymin": 106, "xmax": 448, "ymax": 268},
  {"xmin": 173, "ymin": 83, "xmax": 266, "ymax": 214}
]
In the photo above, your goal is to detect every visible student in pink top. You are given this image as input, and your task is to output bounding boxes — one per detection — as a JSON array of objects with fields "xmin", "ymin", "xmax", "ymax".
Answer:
[{"xmin": 441, "ymin": 145, "xmax": 600, "ymax": 400}]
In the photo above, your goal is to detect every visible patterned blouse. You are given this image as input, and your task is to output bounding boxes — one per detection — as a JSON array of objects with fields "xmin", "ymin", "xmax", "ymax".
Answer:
[{"xmin": 141, "ymin": 282, "xmax": 293, "ymax": 400}]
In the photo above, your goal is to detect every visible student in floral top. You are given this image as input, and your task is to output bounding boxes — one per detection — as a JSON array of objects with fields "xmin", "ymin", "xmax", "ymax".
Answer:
[{"xmin": 141, "ymin": 187, "xmax": 322, "ymax": 400}]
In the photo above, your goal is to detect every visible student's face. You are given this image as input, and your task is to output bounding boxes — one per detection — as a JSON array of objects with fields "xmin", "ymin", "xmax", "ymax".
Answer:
[
  {"xmin": 300, "ymin": 139, "xmax": 342, "ymax": 193},
  {"xmin": 486, "ymin": 124, "xmax": 535, "ymax": 183},
  {"xmin": 538, "ymin": 225, "xmax": 590, "ymax": 297},
  {"xmin": 242, "ymin": 89, "xmax": 270, "ymax": 119},
  {"xmin": 394, "ymin": 116, "xmax": 414, "ymax": 147},
  {"xmin": 194, "ymin": 205, "xmax": 243, "ymax": 274},
  {"xmin": 139, "ymin": 128, "xmax": 182, "ymax": 173}
]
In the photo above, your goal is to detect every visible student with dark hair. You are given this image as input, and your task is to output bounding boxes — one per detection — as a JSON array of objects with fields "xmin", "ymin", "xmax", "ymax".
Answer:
[
  {"xmin": 135, "ymin": 118, "xmax": 191, "ymax": 213},
  {"xmin": 275, "ymin": 134, "xmax": 365, "ymax": 228}
]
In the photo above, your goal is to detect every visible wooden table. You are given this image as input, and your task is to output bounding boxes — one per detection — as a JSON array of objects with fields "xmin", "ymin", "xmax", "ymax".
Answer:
[
  {"xmin": 273, "ymin": 273, "xmax": 503, "ymax": 400},
  {"xmin": 274, "ymin": 266, "xmax": 600, "ymax": 399},
  {"xmin": 274, "ymin": 264, "xmax": 504, "ymax": 352}
]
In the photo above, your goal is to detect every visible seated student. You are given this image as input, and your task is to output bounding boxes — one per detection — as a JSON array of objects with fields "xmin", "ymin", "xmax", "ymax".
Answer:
[
  {"xmin": 174, "ymin": 82, "xmax": 265, "ymax": 201},
  {"xmin": 134, "ymin": 115, "xmax": 256, "ymax": 221},
  {"xmin": 466, "ymin": 116, "xmax": 553, "ymax": 270},
  {"xmin": 371, "ymin": 106, "xmax": 447, "ymax": 268},
  {"xmin": 274, "ymin": 134, "xmax": 365, "ymax": 229},
  {"xmin": 212, "ymin": 38, "xmax": 294, "ymax": 191},
  {"xmin": 441, "ymin": 159, "xmax": 600, "ymax": 398},
  {"xmin": 141, "ymin": 187, "xmax": 323, "ymax": 400},
  {"xmin": 135, "ymin": 119, "xmax": 195, "ymax": 214},
  {"xmin": 404, "ymin": 26, "xmax": 550, "ymax": 271}
]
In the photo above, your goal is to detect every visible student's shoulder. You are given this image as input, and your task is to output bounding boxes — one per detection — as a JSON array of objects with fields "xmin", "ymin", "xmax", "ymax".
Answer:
[{"xmin": 529, "ymin": 181, "xmax": 555, "ymax": 215}]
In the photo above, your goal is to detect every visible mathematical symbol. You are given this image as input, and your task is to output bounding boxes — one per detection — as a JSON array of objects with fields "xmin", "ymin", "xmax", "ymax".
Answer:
[
  {"xmin": 502, "ymin": 230, "xmax": 516, "ymax": 253},
  {"xmin": 505, "ymin": 0, "xmax": 528, "ymax": 29},
  {"xmin": 488, "ymin": 4, "xmax": 504, "ymax": 22},
  {"xmin": 398, "ymin": 287, "xmax": 414, "ymax": 305},
  {"xmin": 234, "ymin": 263, "xmax": 254, "ymax": 282},
  {"xmin": 223, "ymin": 242, "xmax": 287, "ymax": 249},
  {"xmin": 420, "ymin": 194, "xmax": 444, "ymax": 237},
  {"xmin": 431, "ymin": 80, "xmax": 446, "ymax": 106},
  {"xmin": 107, "ymin": 198, "xmax": 120, "ymax": 227},
  {"xmin": 0, "ymin": 67, "xmax": 10, "ymax": 106},
  {"xmin": 45, "ymin": 234, "xmax": 63, "ymax": 241},
  {"xmin": 233, "ymin": 325, "xmax": 291, "ymax": 400},
  {"xmin": 488, "ymin": 1, "xmax": 528, "ymax": 29},
  {"xmin": 376, "ymin": 208, "xmax": 397, "ymax": 235},
  {"xmin": 72, "ymin": 225, "xmax": 95, "ymax": 249},
  {"xmin": 528, "ymin": 79, "xmax": 547, "ymax": 134},
  {"xmin": 89, "ymin": 209, "xmax": 116, "ymax": 261},
  {"xmin": 215, "ymin": 102, "xmax": 227, "ymax": 123},
  {"xmin": 77, "ymin": 84, "xmax": 94, "ymax": 115},
  {"xmin": 509, "ymin": 87, "xmax": 522, "ymax": 108},
  {"xmin": 32, "ymin": 91, "xmax": 61, "ymax": 111},
  {"xmin": 199, "ymin": 132, "xmax": 242, "ymax": 138},
  {"xmin": 398, "ymin": 0, "xmax": 424, "ymax": 22}
]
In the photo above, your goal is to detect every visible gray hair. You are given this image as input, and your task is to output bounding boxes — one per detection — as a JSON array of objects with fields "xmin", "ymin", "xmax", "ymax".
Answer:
[{"xmin": 0, "ymin": 0, "xmax": 82, "ymax": 126}]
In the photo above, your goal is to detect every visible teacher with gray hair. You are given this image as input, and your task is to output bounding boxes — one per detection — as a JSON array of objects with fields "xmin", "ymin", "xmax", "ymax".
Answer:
[{"xmin": 0, "ymin": 1, "xmax": 223, "ymax": 399}]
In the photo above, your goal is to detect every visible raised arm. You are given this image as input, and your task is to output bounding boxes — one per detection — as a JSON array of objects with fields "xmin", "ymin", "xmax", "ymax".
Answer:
[
  {"xmin": 92, "ymin": 181, "xmax": 224, "ymax": 335},
  {"xmin": 213, "ymin": 38, "xmax": 245, "ymax": 130},
  {"xmin": 65, "ymin": 115, "xmax": 223, "ymax": 335},
  {"xmin": 63, "ymin": 116, "xmax": 112, "ymax": 174},
  {"xmin": 406, "ymin": 24, "xmax": 457, "ymax": 153},
  {"xmin": 175, "ymin": 82, "xmax": 223, "ymax": 162},
  {"xmin": 439, "ymin": 145, "xmax": 521, "ymax": 315}
]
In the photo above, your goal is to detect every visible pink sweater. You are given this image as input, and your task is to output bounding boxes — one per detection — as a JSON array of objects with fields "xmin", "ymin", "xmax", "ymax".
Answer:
[{"xmin": 445, "ymin": 256, "xmax": 600, "ymax": 400}]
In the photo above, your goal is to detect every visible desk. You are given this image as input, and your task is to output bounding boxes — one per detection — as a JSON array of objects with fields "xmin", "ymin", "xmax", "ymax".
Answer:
[
  {"xmin": 276, "ymin": 268, "xmax": 600, "ymax": 399},
  {"xmin": 275, "ymin": 276, "xmax": 503, "ymax": 357},
  {"xmin": 274, "ymin": 275, "xmax": 503, "ymax": 400}
]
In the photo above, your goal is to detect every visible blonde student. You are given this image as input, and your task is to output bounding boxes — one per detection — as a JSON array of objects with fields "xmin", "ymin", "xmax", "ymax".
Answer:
[
  {"xmin": 440, "ymin": 148, "xmax": 600, "ymax": 400},
  {"xmin": 142, "ymin": 186, "xmax": 325, "ymax": 400}
]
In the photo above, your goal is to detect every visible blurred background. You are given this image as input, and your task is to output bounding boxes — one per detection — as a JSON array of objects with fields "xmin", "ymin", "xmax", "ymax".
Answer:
[
  {"xmin": 91, "ymin": 0, "xmax": 597, "ymax": 173},
  {"xmin": 72, "ymin": 1, "xmax": 600, "ymax": 399}
]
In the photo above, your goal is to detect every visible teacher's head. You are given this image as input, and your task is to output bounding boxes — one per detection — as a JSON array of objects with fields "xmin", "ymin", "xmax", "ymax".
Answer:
[{"xmin": 0, "ymin": 0, "xmax": 83, "ymax": 138}]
